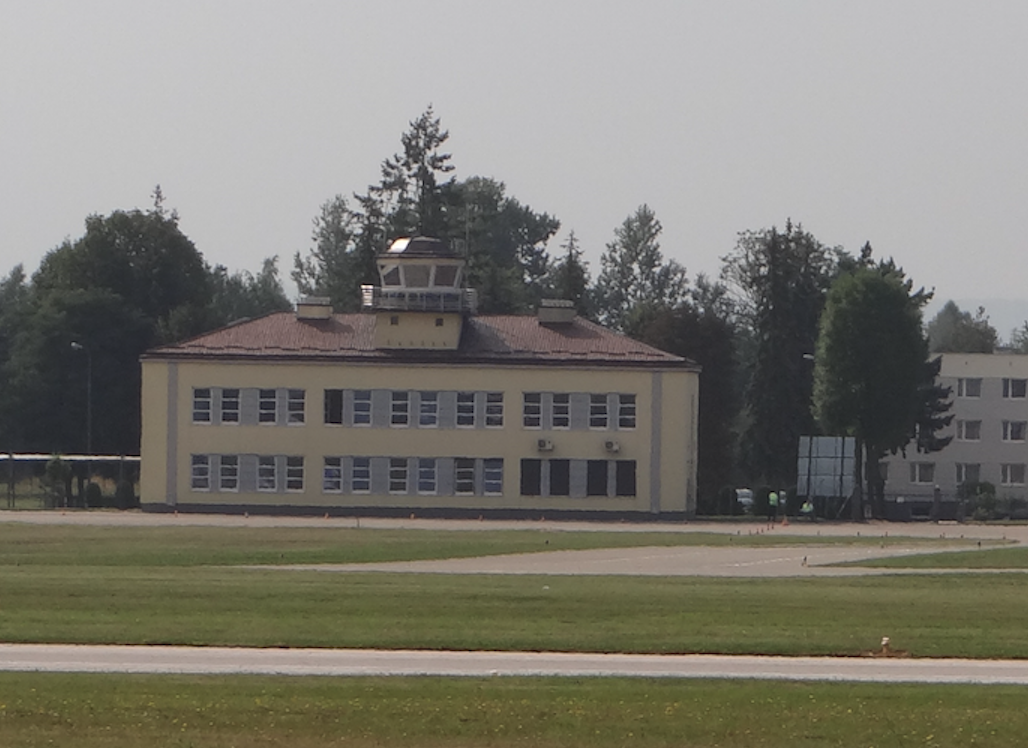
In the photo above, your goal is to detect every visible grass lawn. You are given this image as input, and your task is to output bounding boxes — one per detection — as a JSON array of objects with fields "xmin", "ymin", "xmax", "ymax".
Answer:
[
  {"xmin": 848, "ymin": 545, "xmax": 1028, "ymax": 569},
  {"xmin": 0, "ymin": 672, "xmax": 1023, "ymax": 748}
]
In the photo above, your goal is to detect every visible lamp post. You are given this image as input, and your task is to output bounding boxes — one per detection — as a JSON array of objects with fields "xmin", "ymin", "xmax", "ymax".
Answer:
[{"xmin": 70, "ymin": 343, "xmax": 93, "ymax": 494}]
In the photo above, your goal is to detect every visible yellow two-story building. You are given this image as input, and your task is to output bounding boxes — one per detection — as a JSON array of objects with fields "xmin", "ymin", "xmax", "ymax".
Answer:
[{"xmin": 140, "ymin": 237, "xmax": 700, "ymax": 519}]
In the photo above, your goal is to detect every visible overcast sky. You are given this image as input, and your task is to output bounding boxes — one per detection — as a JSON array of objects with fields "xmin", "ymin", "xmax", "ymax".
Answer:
[{"xmin": 3, "ymin": 1, "xmax": 1027, "ymax": 332}]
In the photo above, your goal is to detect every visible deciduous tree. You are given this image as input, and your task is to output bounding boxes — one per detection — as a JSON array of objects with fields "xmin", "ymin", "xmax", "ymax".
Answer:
[{"xmin": 926, "ymin": 300, "xmax": 997, "ymax": 353}]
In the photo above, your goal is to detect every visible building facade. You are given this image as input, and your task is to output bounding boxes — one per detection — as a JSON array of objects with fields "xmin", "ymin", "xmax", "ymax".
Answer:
[
  {"xmin": 882, "ymin": 353, "xmax": 1028, "ymax": 502},
  {"xmin": 139, "ymin": 238, "xmax": 700, "ymax": 519}
]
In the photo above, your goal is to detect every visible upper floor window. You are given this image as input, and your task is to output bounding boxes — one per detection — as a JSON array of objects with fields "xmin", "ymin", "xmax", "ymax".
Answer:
[
  {"xmin": 552, "ymin": 394, "xmax": 570, "ymax": 429},
  {"xmin": 1003, "ymin": 378, "xmax": 1027, "ymax": 399},
  {"xmin": 192, "ymin": 389, "xmax": 212, "ymax": 423},
  {"xmin": 956, "ymin": 420, "xmax": 981, "ymax": 441},
  {"xmin": 457, "ymin": 392, "xmax": 475, "ymax": 428},
  {"xmin": 353, "ymin": 390, "xmax": 372, "ymax": 426},
  {"xmin": 589, "ymin": 394, "xmax": 609, "ymax": 429},
  {"xmin": 259, "ymin": 389, "xmax": 277, "ymax": 424},
  {"xmin": 523, "ymin": 393, "xmax": 542, "ymax": 429},
  {"xmin": 957, "ymin": 378, "xmax": 982, "ymax": 398},
  {"xmin": 324, "ymin": 390, "xmax": 343, "ymax": 425},
  {"xmin": 910, "ymin": 462, "xmax": 935, "ymax": 485},
  {"xmin": 391, "ymin": 391, "xmax": 410, "ymax": 427},
  {"xmin": 1003, "ymin": 420, "xmax": 1027, "ymax": 442},
  {"xmin": 419, "ymin": 392, "xmax": 439, "ymax": 427},
  {"xmin": 485, "ymin": 392, "xmax": 504, "ymax": 428},
  {"xmin": 618, "ymin": 394, "xmax": 637, "ymax": 429},
  {"xmin": 287, "ymin": 390, "xmax": 305, "ymax": 424},
  {"xmin": 220, "ymin": 389, "xmax": 240, "ymax": 423}
]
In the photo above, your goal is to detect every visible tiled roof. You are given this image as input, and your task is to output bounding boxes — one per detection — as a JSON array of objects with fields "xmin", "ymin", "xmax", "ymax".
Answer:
[{"xmin": 144, "ymin": 312, "xmax": 696, "ymax": 369}]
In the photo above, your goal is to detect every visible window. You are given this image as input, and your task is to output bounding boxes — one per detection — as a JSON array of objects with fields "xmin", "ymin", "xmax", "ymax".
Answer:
[
  {"xmin": 457, "ymin": 392, "xmax": 475, "ymax": 427},
  {"xmin": 485, "ymin": 392, "xmax": 504, "ymax": 428},
  {"xmin": 323, "ymin": 457, "xmax": 342, "ymax": 493},
  {"xmin": 220, "ymin": 388, "xmax": 240, "ymax": 423},
  {"xmin": 587, "ymin": 460, "xmax": 608, "ymax": 496},
  {"xmin": 455, "ymin": 458, "xmax": 475, "ymax": 495},
  {"xmin": 219, "ymin": 455, "xmax": 239, "ymax": 491},
  {"xmin": 552, "ymin": 394, "xmax": 570, "ymax": 429},
  {"xmin": 589, "ymin": 394, "xmax": 608, "ymax": 429},
  {"xmin": 417, "ymin": 458, "xmax": 437, "ymax": 494},
  {"xmin": 549, "ymin": 459, "xmax": 570, "ymax": 497},
  {"xmin": 391, "ymin": 391, "xmax": 410, "ymax": 427},
  {"xmin": 956, "ymin": 463, "xmax": 980, "ymax": 485},
  {"xmin": 324, "ymin": 390, "xmax": 343, "ymax": 424},
  {"xmin": 483, "ymin": 459, "xmax": 503, "ymax": 495},
  {"xmin": 258, "ymin": 456, "xmax": 277, "ymax": 491},
  {"xmin": 618, "ymin": 394, "xmax": 637, "ymax": 429},
  {"xmin": 192, "ymin": 389, "xmax": 212, "ymax": 423},
  {"xmin": 353, "ymin": 390, "xmax": 372, "ymax": 426},
  {"xmin": 287, "ymin": 390, "xmax": 305, "ymax": 424},
  {"xmin": 957, "ymin": 420, "xmax": 981, "ymax": 441},
  {"xmin": 615, "ymin": 460, "xmax": 637, "ymax": 496},
  {"xmin": 418, "ymin": 392, "xmax": 438, "ymax": 427},
  {"xmin": 957, "ymin": 378, "xmax": 982, "ymax": 398},
  {"xmin": 286, "ymin": 457, "xmax": 304, "ymax": 492},
  {"xmin": 1002, "ymin": 464, "xmax": 1026, "ymax": 486},
  {"xmin": 1003, "ymin": 421, "xmax": 1027, "ymax": 442},
  {"xmin": 910, "ymin": 462, "xmax": 935, "ymax": 485},
  {"xmin": 521, "ymin": 459, "xmax": 542, "ymax": 496},
  {"xmin": 259, "ymin": 389, "xmax": 277, "ymax": 424},
  {"xmin": 389, "ymin": 458, "xmax": 408, "ymax": 493},
  {"xmin": 1003, "ymin": 378, "xmax": 1027, "ymax": 399},
  {"xmin": 190, "ymin": 455, "xmax": 210, "ymax": 490},
  {"xmin": 523, "ymin": 392, "xmax": 542, "ymax": 428},
  {"xmin": 351, "ymin": 457, "xmax": 371, "ymax": 493}
]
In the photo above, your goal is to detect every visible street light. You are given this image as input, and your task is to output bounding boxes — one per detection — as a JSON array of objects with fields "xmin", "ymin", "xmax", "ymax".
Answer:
[{"xmin": 70, "ymin": 342, "xmax": 93, "ymax": 458}]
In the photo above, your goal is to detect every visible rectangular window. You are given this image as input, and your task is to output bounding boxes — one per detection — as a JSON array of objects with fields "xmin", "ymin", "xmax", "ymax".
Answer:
[
  {"xmin": 956, "ymin": 463, "xmax": 980, "ymax": 485},
  {"xmin": 417, "ymin": 458, "xmax": 437, "ymax": 494},
  {"xmin": 1003, "ymin": 421, "xmax": 1027, "ymax": 442},
  {"xmin": 389, "ymin": 458, "xmax": 408, "ymax": 493},
  {"xmin": 910, "ymin": 462, "xmax": 935, "ymax": 485},
  {"xmin": 259, "ymin": 389, "xmax": 277, "ymax": 424},
  {"xmin": 419, "ymin": 392, "xmax": 439, "ymax": 427},
  {"xmin": 957, "ymin": 420, "xmax": 981, "ymax": 441},
  {"xmin": 523, "ymin": 392, "xmax": 542, "ymax": 429},
  {"xmin": 455, "ymin": 458, "xmax": 475, "ymax": 495},
  {"xmin": 957, "ymin": 378, "xmax": 982, "ymax": 398},
  {"xmin": 192, "ymin": 389, "xmax": 212, "ymax": 423},
  {"xmin": 324, "ymin": 390, "xmax": 343, "ymax": 424},
  {"xmin": 391, "ymin": 391, "xmax": 410, "ymax": 427},
  {"xmin": 353, "ymin": 390, "xmax": 372, "ymax": 426},
  {"xmin": 615, "ymin": 460, "xmax": 637, "ymax": 496},
  {"xmin": 589, "ymin": 394, "xmax": 609, "ymax": 429},
  {"xmin": 1002, "ymin": 464, "xmax": 1026, "ymax": 485},
  {"xmin": 219, "ymin": 455, "xmax": 239, "ymax": 491},
  {"xmin": 351, "ymin": 457, "xmax": 371, "ymax": 493},
  {"xmin": 190, "ymin": 455, "xmax": 210, "ymax": 490},
  {"xmin": 483, "ymin": 459, "xmax": 503, "ymax": 495},
  {"xmin": 258, "ymin": 456, "xmax": 277, "ymax": 491},
  {"xmin": 457, "ymin": 392, "xmax": 476, "ymax": 427},
  {"xmin": 520, "ymin": 459, "xmax": 542, "ymax": 496},
  {"xmin": 549, "ymin": 459, "xmax": 570, "ymax": 496},
  {"xmin": 323, "ymin": 457, "xmax": 342, "ymax": 493},
  {"xmin": 618, "ymin": 394, "xmax": 637, "ymax": 429},
  {"xmin": 220, "ymin": 388, "xmax": 240, "ymax": 423},
  {"xmin": 1003, "ymin": 378, "xmax": 1028, "ymax": 399},
  {"xmin": 485, "ymin": 392, "xmax": 504, "ymax": 428},
  {"xmin": 287, "ymin": 390, "xmax": 305, "ymax": 424},
  {"xmin": 552, "ymin": 393, "xmax": 570, "ymax": 429},
  {"xmin": 286, "ymin": 456, "xmax": 304, "ymax": 492},
  {"xmin": 587, "ymin": 460, "xmax": 608, "ymax": 496}
]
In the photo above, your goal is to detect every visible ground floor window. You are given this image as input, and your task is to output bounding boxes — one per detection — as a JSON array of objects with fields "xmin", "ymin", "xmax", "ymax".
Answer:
[
  {"xmin": 519, "ymin": 458, "xmax": 637, "ymax": 498},
  {"xmin": 190, "ymin": 455, "xmax": 210, "ymax": 490}
]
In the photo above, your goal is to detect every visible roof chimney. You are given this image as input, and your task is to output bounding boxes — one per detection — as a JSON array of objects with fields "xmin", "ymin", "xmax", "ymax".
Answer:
[
  {"xmin": 296, "ymin": 296, "xmax": 333, "ymax": 320},
  {"xmin": 537, "ymin": 299, "xmax": 577, "ymax": 325}
]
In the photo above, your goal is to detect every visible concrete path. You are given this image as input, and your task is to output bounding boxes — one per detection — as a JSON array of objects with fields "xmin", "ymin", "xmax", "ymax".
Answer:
[{"xmin": 2, "ymin": 644, "xmax": 1027, "ymax": 684}]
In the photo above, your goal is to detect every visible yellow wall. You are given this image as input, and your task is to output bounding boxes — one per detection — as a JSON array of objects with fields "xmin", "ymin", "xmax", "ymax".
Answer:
[{"xmin": 140, "ymin": 357, "xmax": 698, "ymax": 517}]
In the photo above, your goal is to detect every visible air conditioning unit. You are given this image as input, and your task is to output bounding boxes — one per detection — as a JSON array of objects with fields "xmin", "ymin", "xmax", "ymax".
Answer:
[
  {"xmin": 604, "ymin": 439, "xmax": 621, "ymax": 454},
  {"xmin": 537, "ymin": 438, "xmax": 554, "ymax": 452}
]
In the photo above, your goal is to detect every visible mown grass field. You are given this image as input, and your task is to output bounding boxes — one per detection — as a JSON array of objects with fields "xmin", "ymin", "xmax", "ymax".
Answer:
[{"xmin": 1, "ymin": 520, "xmax": 1026, "ymax": 746}]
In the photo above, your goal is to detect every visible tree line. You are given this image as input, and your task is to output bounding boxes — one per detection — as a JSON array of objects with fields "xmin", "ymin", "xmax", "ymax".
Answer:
[{"xmin": 0, "ymin": 107, "xmax": 970, "ymax": 516}]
